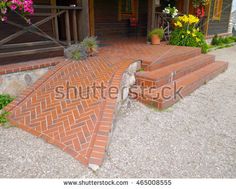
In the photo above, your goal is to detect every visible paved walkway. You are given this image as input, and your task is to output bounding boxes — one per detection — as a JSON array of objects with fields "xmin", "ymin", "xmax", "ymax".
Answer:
[
  {"xmin": 0, "ymin": 46, "xmax": 235, "ymax": 178},
  {"xmin": 4, "ymin": 40, "xmax": 198, "ymax": 168}
]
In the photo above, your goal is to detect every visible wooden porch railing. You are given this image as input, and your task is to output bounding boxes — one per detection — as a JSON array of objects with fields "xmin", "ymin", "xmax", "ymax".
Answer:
[
  {"xmin": 154, "ymin": 12, "xmax": 173, "ymax": 41},
  {"xmin": 0, "ymin": 5, "xmax": 82, "ymax": 50}
]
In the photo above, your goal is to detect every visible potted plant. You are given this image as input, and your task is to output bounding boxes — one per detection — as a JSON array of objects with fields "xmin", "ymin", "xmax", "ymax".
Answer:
[{"xmin": 148, "ymin": 28, "xmax": 164, "ymax": 45}]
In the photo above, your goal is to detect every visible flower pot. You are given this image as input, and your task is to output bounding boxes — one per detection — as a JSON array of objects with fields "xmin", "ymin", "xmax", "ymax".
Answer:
[{"xmin": 151, "ymin": 35, "xmax": 161, "ymax": 45}]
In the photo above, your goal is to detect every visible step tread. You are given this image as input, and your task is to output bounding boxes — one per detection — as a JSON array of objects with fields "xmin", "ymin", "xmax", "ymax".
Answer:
[
  {"xmin": 146, "ymin": 47, "xmax": 201, "ymax": 71},
  {"xmin": 137, "ymin": 54, "xmax": 215, "ymax": 81}
]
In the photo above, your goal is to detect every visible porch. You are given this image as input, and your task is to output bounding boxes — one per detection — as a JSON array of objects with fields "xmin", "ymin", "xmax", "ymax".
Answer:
[
  {"xmin": 0, "ymin": 0, "xmax": 209, "ymax": 65},
  {"xmin": 3, "ymin": 39, "xmax": 228, "ymax": 168}
]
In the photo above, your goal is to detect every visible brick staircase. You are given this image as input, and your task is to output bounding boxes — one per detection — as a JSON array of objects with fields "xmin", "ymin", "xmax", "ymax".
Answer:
[{"xmin": 131, "ymin": 48, "xmax": 228, "ymax": 110}]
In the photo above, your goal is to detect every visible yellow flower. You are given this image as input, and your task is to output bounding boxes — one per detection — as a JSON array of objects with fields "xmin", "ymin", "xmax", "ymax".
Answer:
[
  {"xmin": 188, "ymin": 14, "xmax": 199, "ymax": 25},
  {"xmin": 182, "ymin": 35, "xmax": 185, "ymax": 38},
  {"xmin": 187, "ymin": 30, "xmax": 191, "ymax": 34},
  {"xmin": 192, "ymin": 33, "xmax": 196, "ymax": 37},
  {"xmin": 178, "ymin": 15, "xmax": 187, "ymax": 24},
  {"xmin": 175, "ymin": 21, "xmax": 183, "ymax": 27},
  {"xmin": 196, "ymin": 38, "xmax": 201, "ymax": 42}
]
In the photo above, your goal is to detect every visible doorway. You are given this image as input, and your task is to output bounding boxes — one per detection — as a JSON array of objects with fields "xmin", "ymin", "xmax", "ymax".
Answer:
[{"xmin": 89, "ymin": 0, "xmax": 149, "ymax": 40}]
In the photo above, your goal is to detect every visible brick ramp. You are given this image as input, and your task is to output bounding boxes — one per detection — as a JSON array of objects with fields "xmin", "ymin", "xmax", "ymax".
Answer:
[{"xmin": 4, "ymin": 56, "xmax": 136, "ymax": 168}]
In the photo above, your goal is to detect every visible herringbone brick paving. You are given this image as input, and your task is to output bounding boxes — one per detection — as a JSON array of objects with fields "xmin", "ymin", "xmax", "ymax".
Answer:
[{"xmin": 4, "ymin": 39, "xmax": 213, "ymax": 167}]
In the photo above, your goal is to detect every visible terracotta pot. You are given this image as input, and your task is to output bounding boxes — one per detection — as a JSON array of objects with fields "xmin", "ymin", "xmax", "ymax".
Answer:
[{"xmin": 151, "ymin": 35, "xmax": 161, "ymax": 45}]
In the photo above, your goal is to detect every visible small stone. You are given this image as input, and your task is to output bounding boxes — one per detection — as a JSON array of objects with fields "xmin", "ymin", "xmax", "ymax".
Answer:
[{"xmin": 24, "ymin": 74, "xmax": 33, "ymax": 85}]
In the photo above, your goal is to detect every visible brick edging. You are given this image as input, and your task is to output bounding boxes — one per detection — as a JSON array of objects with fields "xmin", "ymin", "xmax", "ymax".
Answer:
[{"xmin": 88, "ymin": 59, "xmax": 136, "ymax": 168}]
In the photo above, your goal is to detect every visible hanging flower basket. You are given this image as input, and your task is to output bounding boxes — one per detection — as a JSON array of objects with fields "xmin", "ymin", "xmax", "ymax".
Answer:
[{"xmin": 0, "ymin": 0, "xmax": 34, "ymax": 22}]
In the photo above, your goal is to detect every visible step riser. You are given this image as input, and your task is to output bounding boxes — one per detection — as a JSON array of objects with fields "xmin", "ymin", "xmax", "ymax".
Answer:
[
  {"xmin": 136, "ymin": 56, "xmax": 215, "ymax": 88},
  {"xmin": 159, "ymin": 64, "xmax": 228, "ymax": 109},
  {"xmin": 132, "ymin": 63, "xmax": 228, "ymax": 110},
  {"xmin": 146, "ymin": 49, "xmax": 201, "ymax": 71}
]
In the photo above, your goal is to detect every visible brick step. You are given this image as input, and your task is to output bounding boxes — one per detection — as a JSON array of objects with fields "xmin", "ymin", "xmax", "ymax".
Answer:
[
  {"xmin": 130, "ymin": 61, "xmax": 228, "ymax": 110},
  {"xmin": 144, "ymin": 47, "xmax": 202, "ymax": 71},
  {"xmin": 136, "ymin": 54, "xmax": 215, "ymax": 88}
]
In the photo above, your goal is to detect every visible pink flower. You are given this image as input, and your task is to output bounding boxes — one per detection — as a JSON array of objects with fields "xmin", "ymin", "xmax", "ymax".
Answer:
[
  {"xmin": 1, "ymin": 16, "xmax": 7, "ymax": 22},
  {"xmin": 10, "ymin": 5, "xmax": 17, "ymax": 10},
  {"xmin": 0, "ymin": 0, "xmax": 34, "ymax": 22}
]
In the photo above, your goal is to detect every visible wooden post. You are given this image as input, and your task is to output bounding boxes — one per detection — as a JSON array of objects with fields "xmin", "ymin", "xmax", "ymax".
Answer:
[
  {"xmin": 65, "ymin": 10, "xmax": 71, "ymax": 46},
  {"xmin": 89, "ymin": 0, "xmax": 95, "ymax": 36},
  {"xmin": 79, "ymin": 0, "xmax": 90, "ymax": 40},
  {"xmin": 152, "ymin": 0, "xmax": 156, "ymax": 29},
  {"xmin": 147, "ymin": 0, "xmax": 153, "ymax": 32},
  {"xmin": 54, "ymin": 16, "xmax": 59, "ymax": 41},
  {"xmin": 73, "ymin": 9, "xmax": 78, "ymax": 43}
]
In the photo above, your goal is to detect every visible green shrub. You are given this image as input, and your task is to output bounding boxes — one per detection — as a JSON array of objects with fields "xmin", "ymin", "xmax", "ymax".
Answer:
[
  {"xmin": 148, "ymin": 28, "xmax": 164, "ymax": 40},
  {"xmin": 81, "ymin": 36, "xmax": 98, "ymax": 56},
  {"xmin": 64, "ymin": 37, "xmax": 98, "ymax": 61},
  {"xmin": 0, "ymin": 94, "xmax": 14, "ymax": 110},
  {"xmin": 169, "ymin": 14, "xmax": 208, "ymax": 53},
  {"xmin": 211, "ymin": 35, "xmax": 236, "ymax": 46},
  {"xmin": 222, "ymin": 37, "xmax": 235, "ymax": 44},
  {"xmin": 229, "ymin": 36, "xmax": 236, "ymax": 42},
  {"xmin": 0, "ymin": 94, "xmax": 14, "ymax": 125},
  {"xmin": 0, "ymin": 111, "xmax": 9, "ymax": 125},
  {"xmin": 211, "ymin": 35, "xmax": 220, "ymax": 46}
]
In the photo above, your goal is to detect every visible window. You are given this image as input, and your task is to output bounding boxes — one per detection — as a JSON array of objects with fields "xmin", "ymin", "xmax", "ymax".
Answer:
[
  {"xmin": 121, "ymin": 0, "xmax": 132, "ymax": 14},
  {"xmin": 118, "ymin": 0, "xmax": 138, "ymax": 20},
  {"xmin": 213, "ymin": 0, "xmax": 223, "ymax": 20}
]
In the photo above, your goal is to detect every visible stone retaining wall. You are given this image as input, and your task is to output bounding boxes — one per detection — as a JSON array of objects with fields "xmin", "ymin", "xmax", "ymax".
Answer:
[{"xmin": 0, "ymin": 68, "xmax": 50, "ymax": 97}]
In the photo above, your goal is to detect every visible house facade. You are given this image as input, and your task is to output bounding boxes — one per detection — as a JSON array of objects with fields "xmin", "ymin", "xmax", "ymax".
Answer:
[
  {"xmin": 0, "ymin": 0, "xmax": 233, "ymax": 64},
  {"xmin": 85, "ymin": 0, "xmax": 234, "ymax": 38}
]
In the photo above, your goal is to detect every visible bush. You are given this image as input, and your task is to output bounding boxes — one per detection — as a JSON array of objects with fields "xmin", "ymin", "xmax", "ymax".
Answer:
[
  {"xmin": 229, "ymin": 36, "xmax": 236, "ymax": 42},
  {"xmin": 211, "ymin": 35, "xmax": 236, "ymax": 46},
  {"xmin": 64, "ymin": 37, "xmax": 98, "ymax": 61},
  {"xmin": 0, "ymin": 111, "xmax": 9, "ymax": 125},
  {"xmin": 0, "ymin": 94, "xmax": 14, "ymax": 125},
  {"xmin": 0, "ymin": 94, "xmax": 14, "ymax": 110},
  {"xmin": 81, "ymin": 36, "xmax": 98, "ymax": 56},
  {"xmin": 211, "ymin": 35, "xmax": 220, "ymax": 46},
  {"xmin": 169, "ymin": 14, "xmax": 208, "ymax": 53},
  {"xmin": 148, "ymin": 28, "xmax": 164, "ymax": 40},
  {"xmin": 64, "ymin": 44, "xmax": 87, "ymax": 60}
]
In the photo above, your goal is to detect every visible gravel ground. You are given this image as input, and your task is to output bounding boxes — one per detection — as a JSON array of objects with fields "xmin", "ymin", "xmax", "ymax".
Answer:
[{"xmin": 0, "ymin": 46, "xmax": 236, "ymax": 178}]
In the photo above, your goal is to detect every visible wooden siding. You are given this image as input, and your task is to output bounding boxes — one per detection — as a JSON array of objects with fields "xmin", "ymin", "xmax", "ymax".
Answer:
[{"xmin": 207, "ymin": 0, "xmax": 233, "ymax": 35}]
